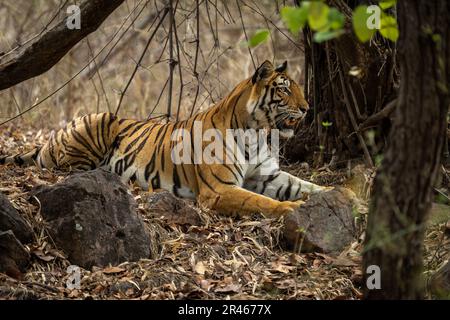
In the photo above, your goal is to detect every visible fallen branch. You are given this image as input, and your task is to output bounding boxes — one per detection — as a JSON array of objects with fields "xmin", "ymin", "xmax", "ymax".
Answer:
[
  {"xmin": 0, "ymin": 0, "xmax": 125, "ymax": 91},
  {"xmin": 358, "ymin": 99, "xmax": 397, "ymax": 132}
]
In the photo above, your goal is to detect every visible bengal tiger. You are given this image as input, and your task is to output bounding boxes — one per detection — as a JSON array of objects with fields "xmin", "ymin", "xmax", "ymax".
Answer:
[{"xmin": 0, "ymin": 60, "xmax": 331, "ymax": 217}]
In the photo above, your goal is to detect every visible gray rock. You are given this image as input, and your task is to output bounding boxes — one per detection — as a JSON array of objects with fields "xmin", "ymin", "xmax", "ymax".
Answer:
[
  {"xmin": 0, "ymin": 192, "xmax": 33, "ymax": 243},
  {"xmin": 32, "ymin": 169, "xmax": 151, "ymax": 269},
  {"xmin": 283, "ymin": 187, "xmax": 360, "ymax": 255},
  {"xmin": 0, "ymin": 230, "xmax": 30, "ymax": 279}
]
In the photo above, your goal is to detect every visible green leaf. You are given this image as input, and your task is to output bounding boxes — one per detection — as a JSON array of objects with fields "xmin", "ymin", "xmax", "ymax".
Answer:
[
  {"xmin": 379, "ymin": 0, "xmax": 396, "ymax": 10},
  {"xmin": 328, "ymin": 7, "xmax": 345, "ymax": 30},
  {"xmin": 380, "ymin": 15, "xmax": 399, "ymax": 41},
  {"xmin": 308, "ymin": 1, "xmax": 330, "ymax": 31},
  {"xmin": 280, "ymin": 6, "xmax": 308, "ymax": 35},
  {"xmin": 321, "ymin": 121, "xmax": 333, "ymax": 127},
  {"xmin": 352, "ymin": 5, "xmax": 376, "ymax": 42},
  {"xmin": 247, "ymin": 29, "xmax": 270, "ymax": 47},
  {"xmin": 313, "ymin": 30, "xmax": 345, "ymax": 43}
]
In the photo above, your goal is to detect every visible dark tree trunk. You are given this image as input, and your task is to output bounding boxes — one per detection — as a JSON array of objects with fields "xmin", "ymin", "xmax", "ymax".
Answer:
[
  {"xmin": 285, "ymin": 0, "xmax": 398, "ymax": 167},
  {"xmin": 363, "ymin": 1, "xmax": 450, "ymax": 299}
]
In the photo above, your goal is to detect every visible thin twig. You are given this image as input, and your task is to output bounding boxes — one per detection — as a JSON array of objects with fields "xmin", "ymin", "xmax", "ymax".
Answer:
[
  {"xmin": 337, "ymin": 57, "xmax": 374, "ymax": 167},
  {"xmin": 86, "ymin": 38, "xmax": 112, "ymax": 112},
  {"xmin": 236, "ymin": 0, "xmax": 256, "ymax": 69},
  {"xmin": 189, "ymin": 0, "xmax": 201, "ymax": 117},
  {"xmin": 172, "ymin": 1, "xmax": 184, "ymax": 121},
  {"xmin": 166, "ymin": 0, "xmax": 175, "ymax": 118},
  {"xmin": 115, "ymin": 6, "xmax": 169, "ymax": 116}
]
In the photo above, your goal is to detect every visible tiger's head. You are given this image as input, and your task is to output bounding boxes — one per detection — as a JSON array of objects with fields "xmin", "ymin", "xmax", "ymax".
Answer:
[{"xmin": 247, "ymin": 60, "xmax": 309, "ymax": 138}]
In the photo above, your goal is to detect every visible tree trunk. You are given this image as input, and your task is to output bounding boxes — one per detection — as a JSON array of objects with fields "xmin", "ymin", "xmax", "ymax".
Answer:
[
  {"xmin": 285, "ymin": 0, "xmax": 397, "ymax": 167},
  {"xmin": 363, "ymin": 0, "xmax": 450, "ymax": 299}
]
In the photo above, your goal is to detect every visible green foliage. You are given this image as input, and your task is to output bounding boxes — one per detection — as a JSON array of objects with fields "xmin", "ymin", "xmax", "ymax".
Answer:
[
  {"xmin": 280, "ymin": 6, "xmax": 308, "ymax": 35},
  {"xmin": 352, "ymin": 5, "xmax": 376, "ymax": 42},
  {"xmin": 307, "ymin": 1, "xmax": 329, "ymax": 31},
  {"xmin": 375, "ymin": 154, "xmax": 384, "ymax": 167},
  {"xmin": 314, "ymin": 30, "xmax": 345, "ymax": 43},
  {"xmin": 247, "ymin": 29, "xmax": 270, "ymax": 48},
  {"xmin": 281, "ymin": 1, "xmax": 345, "ymax": 42},
  {"xmin": 328, "ymin": 8, "xmax": 345, "ymax": 30},
  {"xmin": 321, "ymin": 121, "xmax": 333, "ymax": 127},
  {"xmin": 379, "ymin": 0, "xmax": 396, "ymax": 10},
  {"xmin": 380, "ymin": 14, "xmax": 399, "ymax": 41},
  {"xmin": 280, "ymin": 0, "xmax": 399, "ymax": 44}
]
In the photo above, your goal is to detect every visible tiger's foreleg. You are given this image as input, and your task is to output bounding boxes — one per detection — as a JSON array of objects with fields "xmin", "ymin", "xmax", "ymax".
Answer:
[
  {"xmin": 244, "ymin": 170, "xmax": 332, "ymax": 201},
  {"xmin": 198, "ymin": 185, "xmax": 301, "ymax": 218}
]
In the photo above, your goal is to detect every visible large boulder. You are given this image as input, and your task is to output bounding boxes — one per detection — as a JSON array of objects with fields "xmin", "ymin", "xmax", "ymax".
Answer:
[
  {"xmin": 31, "ymin": 169, "xmax": 152, "ymax": 269},
  {"xmin": 0, "ymin": 192, "xmax": 33, "ymax": 243},
  {"xmin": 0, "ymin": 230, "xmax": 30, "ymax": 279},
  {"xmin": 283, "ymin": 187, "xmax": 361, "ymax": 255}
]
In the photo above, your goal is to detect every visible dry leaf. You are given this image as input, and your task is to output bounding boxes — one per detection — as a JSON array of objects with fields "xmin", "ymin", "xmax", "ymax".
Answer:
[
  {"xmin": 33, "ymin": 250, "xmax": 56, "ymax": 262},
  {"xmin": 215, "ymin": 283, "xmax": 241, "ymax": 293},
  {"xmin": 102, "ymin": 266, "xmax": 125, "ymax": 274},
  {"xmin": 194, "ymin": 261, "xmax": 207, "ymax": 275},
  {"xmin": 270, "ymin": 261, "xmax": 295, "ymax": 274}
]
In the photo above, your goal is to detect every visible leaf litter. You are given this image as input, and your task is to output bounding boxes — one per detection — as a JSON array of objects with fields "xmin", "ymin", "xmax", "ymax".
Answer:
[{"xmin": 0, "ymin": 124, "xmax": 448, "ymax": 300}]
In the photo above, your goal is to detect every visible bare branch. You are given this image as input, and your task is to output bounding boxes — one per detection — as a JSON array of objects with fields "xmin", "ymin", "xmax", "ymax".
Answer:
[
  {"xmin": 115, "ymin": 6, "xmax": 169, "ymax": 116},
  {"xmin": 0, "ymin": 0, "xmax": 125, "ymax": 91}
]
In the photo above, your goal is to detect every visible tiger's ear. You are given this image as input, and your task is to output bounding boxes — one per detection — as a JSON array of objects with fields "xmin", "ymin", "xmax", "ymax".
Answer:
[
  {"xmin": 252, "ymin": 60, "xmax": 274, "ymax": 84},
  {"xmin": 275, "ymin": 60, "xmax": 288, "ymax": 73}
]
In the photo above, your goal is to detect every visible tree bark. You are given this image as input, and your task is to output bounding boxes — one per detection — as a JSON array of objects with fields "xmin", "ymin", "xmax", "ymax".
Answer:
[
  {"xmin": 0, "ymin": 0, "xmax": 124, "ymax": 91},
  {"xmin": 363, "ymin": 1, "xmax": 450, "ymax": 299},
  {"xmin": 284, "ymin": 0, "xmax": 397, "ymax": 167}
]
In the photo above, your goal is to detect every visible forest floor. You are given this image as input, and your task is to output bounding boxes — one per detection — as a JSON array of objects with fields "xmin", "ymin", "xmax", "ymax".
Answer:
[{"xmin": 0, "ymin": 124, "xmax": 449, "ymax": 300}]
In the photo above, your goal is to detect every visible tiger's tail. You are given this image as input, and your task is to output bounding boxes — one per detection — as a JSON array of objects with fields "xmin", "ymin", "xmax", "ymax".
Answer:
[{"xmin": 0, "ymin": 147, "xmax": 42, "ymax": 167}]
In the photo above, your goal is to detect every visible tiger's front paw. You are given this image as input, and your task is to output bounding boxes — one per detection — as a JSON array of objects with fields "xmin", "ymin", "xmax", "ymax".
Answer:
[{"xmin": 273, "ymin": 200, "xmax": 301, "ymax": 216}]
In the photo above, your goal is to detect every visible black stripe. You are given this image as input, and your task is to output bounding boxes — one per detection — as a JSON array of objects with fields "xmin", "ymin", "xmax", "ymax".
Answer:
[
  {"xmin": 151, "ymin": 172, "xmax": 160, "ymax": 189},
  {"xmin": 71, "ymin": 129, "xmax": 103, "ymax": 161},
  {"xmin": 144, "ymin": 152, "xmax": 157, "ymax": 181},
  {"xmin": 198, "ymin": 170, "xmax": 216, "ymax": 193},
  {"xmin": 275, "ymin": 185, "xmax": 283, "ymax": 199},
  {"xmin": 211, "ymin": 171, "xmax": 235, "ymax": 185},
  {"xmin": 283, "ymin": 182, "xmax": 292, "ymax": 201},
  {"xmin": 83, "ymin": 115, "xmax": 102, "ymax": 152},
  {"xmin": 173, "ymin": 167, "xmax": 181, "ymax": 196},
  {"xmin": 115, "ymin": 159, "xmax": 124, "ymax": 175}
]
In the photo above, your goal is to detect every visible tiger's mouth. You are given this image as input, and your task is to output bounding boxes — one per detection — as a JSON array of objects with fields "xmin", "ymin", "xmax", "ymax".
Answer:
[
  {"xmin": 284, "ymin": 118, "xmax": 298, "ymax": 128},
  {"xmin": 276, "ymin": 115, "xmax": 303, "ymax": 138}
]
